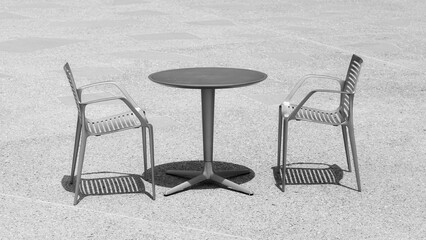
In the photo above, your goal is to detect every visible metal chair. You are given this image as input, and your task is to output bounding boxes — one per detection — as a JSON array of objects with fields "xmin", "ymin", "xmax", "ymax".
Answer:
[
  {"xmin": 64, "ymin": 63, "xmax": 155, "ymax": 205},
  {"xmin": 277, "ymin": 54, "xmax": 363, "ymax": 192}
]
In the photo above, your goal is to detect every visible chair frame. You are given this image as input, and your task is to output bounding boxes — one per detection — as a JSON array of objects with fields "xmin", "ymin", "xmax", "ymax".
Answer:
[
  {"xmin": 277, "ymin": 55, "xmax": 363, "ymax": 192},
  {"xmin": 64, "ymin": 63, "xmax": 155, "ymax": 205}
]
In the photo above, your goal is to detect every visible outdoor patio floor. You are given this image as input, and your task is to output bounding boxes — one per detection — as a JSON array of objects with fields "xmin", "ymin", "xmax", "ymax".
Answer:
[{"xmin": 1, "ymin": 0, "xmax": 425, "ymax": 239}]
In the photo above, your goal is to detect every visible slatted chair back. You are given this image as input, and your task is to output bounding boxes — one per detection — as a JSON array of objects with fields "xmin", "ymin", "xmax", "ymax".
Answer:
[
  {"xmin": 340, "ymin": 55, "xmax": 363, "ymax": 119},
  {"xmin": 63, "ymin": 63, "xmax": 82, "ymax": 118}
]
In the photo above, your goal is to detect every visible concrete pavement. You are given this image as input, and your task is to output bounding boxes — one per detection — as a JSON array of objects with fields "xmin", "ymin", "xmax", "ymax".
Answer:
[{"xmin": 1, "ymin": 0, "xmax": 425, "ymax": 239}]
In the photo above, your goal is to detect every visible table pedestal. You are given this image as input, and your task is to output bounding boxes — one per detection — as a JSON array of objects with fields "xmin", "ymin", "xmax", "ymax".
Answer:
[{"xmin": 164, "ymin": 89, "xmax": 253, "ymax": 196}]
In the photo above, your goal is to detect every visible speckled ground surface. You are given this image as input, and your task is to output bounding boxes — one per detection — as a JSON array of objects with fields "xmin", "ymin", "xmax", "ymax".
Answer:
[{"xmin": 1, "ymin": 0, "xmax": 425, "ymax": 239}]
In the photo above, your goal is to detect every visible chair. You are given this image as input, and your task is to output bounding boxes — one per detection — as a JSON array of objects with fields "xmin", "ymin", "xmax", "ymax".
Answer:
[
  {"xmin": 277, "ymin": 54, "xmax": 363, "ymax": 192},
  {"xmin": 64, "ymin": 63, "xmax": 155, "ymax": 205}
]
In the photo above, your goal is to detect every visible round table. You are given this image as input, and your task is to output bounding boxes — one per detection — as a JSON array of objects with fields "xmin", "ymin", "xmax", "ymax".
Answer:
[{"xmin": 149, "ymin": 67, "xmax": 267, "ymax": 196}]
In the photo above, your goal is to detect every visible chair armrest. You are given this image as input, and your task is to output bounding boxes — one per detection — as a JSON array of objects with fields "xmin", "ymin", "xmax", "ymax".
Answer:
[
  {"xmin": 78, "ymin": 81, "xmax": 139, "ymax": 108},
  {"xmin": 285, "ymin": 89, "xmax": 354, "ymax": 119},
  {"xmin": 80, "ymin": 96, "xmax": 148, "ymax": 125},
  {"xmin": 284, "ymin": 74, "xmax": 345, "ymax": 103},
  {"xmin": 80, "ymin": 96, "xmax": 126, "ymax": 105}
]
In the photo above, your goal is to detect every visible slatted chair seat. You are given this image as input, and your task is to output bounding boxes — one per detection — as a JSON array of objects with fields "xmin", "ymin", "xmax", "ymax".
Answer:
[
  {"xmin": 64, "ymin": 63, "xmax": 155, "ymax": 205},
  {"xmin": 277, "ymin": 54, "xmax": 363, "ymax": 192},
  {"xmin": 86, "ymin": 111, "xmax": 143, "ymax": 136},
  {"xmin": 283, "ymin": 104, "xmax": 344, "ymax": 125}
]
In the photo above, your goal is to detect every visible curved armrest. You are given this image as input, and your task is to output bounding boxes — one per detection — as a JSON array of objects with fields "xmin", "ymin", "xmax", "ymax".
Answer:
[
  {"xmin": 285, "ymin": 74, "xmax": 345, "ymax": 103},
  {"xmin": 80, "ymin": 96, "xmax": 148, "ymax": 125},
  {"xmin": 79, "ymin": 81, "xmax": 139, "ymax": 108},
  {"xmin": 285, "ymin": 89, "xmax": 354, "ymax": 119},
  {"xmin": 80, "ymin": 96, "xmax": 126, "ymax": 105}
]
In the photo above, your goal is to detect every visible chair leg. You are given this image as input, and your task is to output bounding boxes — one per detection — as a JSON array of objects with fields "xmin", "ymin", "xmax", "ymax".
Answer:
[
  {"xmin": 341, "ymin": 125, "xmax": 352, "ymax": 172},
  {"xmin": 348, "ymin": 122, "xmax": 361, "ymax": 192},
  {"xmin": 73, "ymin": 134, "xmax": 88, "ymax": 205},
  {"xmin": 277, "ymin": 106, "xmax": 283, "ymax": 168},
  {"xmin": 142, "ymin": 127, "xmax": 148, "ymax": 176},
  {"xmin": 281, "ymin": 119, "xmax": 289, "ymax": 192},
  {"xmin": 70, "ymin": 118, "xmax": 82, "ymax": 185},
  {"xmin": 148, "ymin": 125, "xmax": 156, "ymax": 200}
]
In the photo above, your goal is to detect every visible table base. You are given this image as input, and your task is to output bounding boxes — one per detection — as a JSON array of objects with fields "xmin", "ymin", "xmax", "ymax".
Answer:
[{"xmin": 164, "ymin": 162, "xmax": 253, "ymax": 196}]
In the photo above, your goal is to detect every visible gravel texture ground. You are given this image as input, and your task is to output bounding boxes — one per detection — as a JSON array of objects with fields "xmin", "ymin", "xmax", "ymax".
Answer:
[{"xmin": 1, "ymin": 0, "xmax": 425, "ymax": 239}]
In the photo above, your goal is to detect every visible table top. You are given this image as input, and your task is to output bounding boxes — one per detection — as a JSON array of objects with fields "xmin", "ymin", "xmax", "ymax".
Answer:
[{"xmin": 148, "ymin": 67, "xmax": 267, "ymax": 89}]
